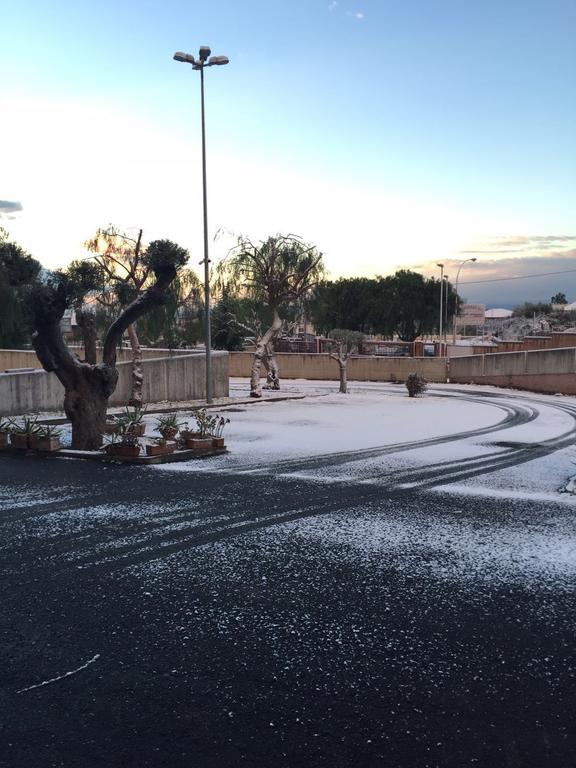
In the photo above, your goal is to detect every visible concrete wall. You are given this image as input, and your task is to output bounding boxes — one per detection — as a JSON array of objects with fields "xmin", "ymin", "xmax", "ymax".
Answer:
[
  {"xmin": 0, "ymin": 347, "xmax": 191, "ymax": 372},
  {"xmin": 0, "ymin": 352, "xmax": 229, "ymax": 416},
  {"xmin": 450, "ymin": 347, "xmax": 576, "ymax": 395},
  {"xmin": 229, "ymin": 352, "xmax": 447, "ymax": 382}
]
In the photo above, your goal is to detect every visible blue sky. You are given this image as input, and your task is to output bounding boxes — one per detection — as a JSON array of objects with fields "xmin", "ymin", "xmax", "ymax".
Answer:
[{"xmin": 1, "ymin": 0, "xmax": 575, "ymax": 305}]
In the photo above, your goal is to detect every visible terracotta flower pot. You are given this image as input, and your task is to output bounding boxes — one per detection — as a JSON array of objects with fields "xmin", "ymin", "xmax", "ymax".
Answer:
[
  {"xmin": 212, "ymin": 437, "xmax": 225, "ymax": 449},
  {"xmin": 180, "ymin": 430, "xmax": 201, "ymax": 441},
  {"xmin": 187, "ymin": 437, "xmax": 213, "ymax": 451},
  {"xmin": 160, "ymin": 427, "xmax": 178, "ymax": 441},
  {"xmin": 146, "ymin": 443, "xmax": 175, "ymax": 457},
  {"xmin": 10, "ymin": 433, "xmax": 30, "ymax": 450},
  {"xmin": 127, "ymin": 423, "xmax": 146, "ymax": 437},
  {"xmin": 37, "ymin": 437, "xmax": 61, "ymax": 453},
  {"xmin": 107, "ymin": 444, "xmax": 141, "ymax": 458}
]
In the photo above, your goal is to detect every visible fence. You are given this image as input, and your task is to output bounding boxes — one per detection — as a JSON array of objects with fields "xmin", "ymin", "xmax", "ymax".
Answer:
[
  {"xmin": 0, "ymin": 352, "xmax": 229, "ymax": 416},
  {"xmin": 0, "ymin": 347, "xmax": 192, "ymax": 372},
  {"xmin": 272, "ymin": 339, "xmax": 436, "ymax": 357},
  {"xmin": 450, "ymin": 347, "xmax": 576, "ymax": 395},
  {"xmin": 229, "ymin": 352, "xmax": 447, "ymax": 382}
]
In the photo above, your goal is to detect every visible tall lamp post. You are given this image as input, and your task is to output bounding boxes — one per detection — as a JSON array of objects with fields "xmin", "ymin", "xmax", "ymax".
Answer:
[
  {"xmin": 437, "ymin": 263, "xmax": 444, "ymax": 356},
  {"xmin": 173, "ymin": 46, "xmax": 229, "ymax": 404},
  {"xmin": 443, "ymin": 275, "xmax": 449, "ymax": 350},
  {"xmin": 452, "ymin": 257, "xmax": 477, "ymax": 344}
]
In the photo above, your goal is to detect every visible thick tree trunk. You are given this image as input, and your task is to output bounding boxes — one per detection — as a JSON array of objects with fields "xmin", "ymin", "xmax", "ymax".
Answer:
[
  {"xmin": 126, "ymin": 323, "xmax": 143, "ymax": 407},
  {"xmin": 63, "ymin": 365, "xmax": 118, "ymax": 449},
  {"xmin": 250, "ymin": 309, "xmax": 282, "ymax": 398}
]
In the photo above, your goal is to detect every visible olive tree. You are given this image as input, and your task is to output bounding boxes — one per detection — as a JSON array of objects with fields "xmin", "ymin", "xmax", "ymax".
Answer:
[
  {"xmin": 31, "ymin": 240, "xmax": 188, "ymax": 449},
  {"xmin": 84, "ymin": 226, "xmax": 201, "ymax": 404},
  {"xmin": 327, "ymin": 329, "xmax": 364, "ymax": 394},
  {"xmin": 217, "ymin": 234, "xmax": 324, "ymax": 397}
]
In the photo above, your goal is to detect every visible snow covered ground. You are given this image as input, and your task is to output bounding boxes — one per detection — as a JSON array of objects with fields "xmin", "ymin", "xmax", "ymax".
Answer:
[{"xmin": 153, "ymin": 379, "xmax": 576, "ymax": 503}]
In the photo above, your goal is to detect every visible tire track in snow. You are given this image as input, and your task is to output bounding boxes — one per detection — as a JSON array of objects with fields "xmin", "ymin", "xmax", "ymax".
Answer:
[
  {"xmin": 13, "ymin": 394, "xmax": 576, "ymax": 574},
  {"xmin": 223, "ymin": 398, "xmax": 538, "ymax": 476}
]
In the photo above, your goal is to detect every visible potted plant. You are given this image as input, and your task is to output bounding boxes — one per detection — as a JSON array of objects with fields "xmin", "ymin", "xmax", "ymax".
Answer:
[
  {"xmin": 179, "ymin": 420, "xmax": 201, "ymax": 441},
  {"xmin": 211, "ymin": 415, "xmax": 230, "ymax": 449},
  {"xmin": 187, "ymin": 409, "xmax": 216, "ymax": 450},
  {"xmin": 103, "ymin": 423, "xmax": 141, "ymax": 457},
  {"xmin": 122, "ymin": 406, "xmax": 147, "ymax": 437},
  {"xmin": 0, "ymin": 419, "xmax": 10, "ymax": 449},
  {"xmin": 9, "ymin": 416, "xmax": 41, "ymax": 449},
  {"xmin": 37, "ymin": 425, "xmax": 62, "ymax": 453},
  {"xmin": 145, "ymin": 437, "xmax": 176, "ymax": 457},
  {"xmin": 155, "ymin": 413, "xmax": 181, "ymax": 441}
]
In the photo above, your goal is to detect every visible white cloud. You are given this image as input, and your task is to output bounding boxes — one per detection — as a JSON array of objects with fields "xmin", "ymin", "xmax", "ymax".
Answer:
[{"xmin": 355, "ymin": 11, "xmax": 365, "ymax": 19}]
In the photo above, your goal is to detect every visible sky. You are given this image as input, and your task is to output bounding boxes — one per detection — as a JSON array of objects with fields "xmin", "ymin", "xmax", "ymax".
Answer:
[{"xmin": 1, "ymin": 0, "xmax": 575, "ymax": 307}]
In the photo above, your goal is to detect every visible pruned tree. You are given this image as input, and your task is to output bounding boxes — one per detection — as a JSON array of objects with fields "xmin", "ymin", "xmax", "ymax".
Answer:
[
  {"xmin": 84, "ymin": 225, "xmax": 201, "ymax": 403},
  {"xmin": 327, "ymin": 329, "xmax": 364, "ymax": 393},
  {"xmin": 31, "ymin": 240, "xmax": 189, "ymax": 450},
  {"xmin": 217, "ymin": 234, "xmax": 324, "ymax": 397}
]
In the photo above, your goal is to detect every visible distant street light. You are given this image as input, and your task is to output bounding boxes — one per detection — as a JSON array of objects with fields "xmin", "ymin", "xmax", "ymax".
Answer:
[
  {"xmin": 437, "ymin": 263, "xmax": 444, "ymax": 356},
  {"xmin": 173, "ymin": 46, "xmax": 229, "ymax": 404},
  {"xmin": 452, "ymin": 257, "xmax": 477, "ymax": 344}
]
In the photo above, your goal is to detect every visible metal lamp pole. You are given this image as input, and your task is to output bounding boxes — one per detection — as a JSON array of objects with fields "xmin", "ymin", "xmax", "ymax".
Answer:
[
  {"xmin": 173, "ymin": 46, "xmax": 229, "ymax": 404},
  {"xmin": 444, "ymin": 275, "xmax": 449, "ymax": 350},
  {"xmin": 452, "ymin": 257, "xmax": 477, "ymax": 344},
  {"xmin": 436, "ymin": 263, "xmax": 444, "ymax": 356}
]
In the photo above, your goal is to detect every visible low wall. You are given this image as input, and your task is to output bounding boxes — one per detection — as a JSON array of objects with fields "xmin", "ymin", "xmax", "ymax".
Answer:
[
  {"xmin": 0, "ymin": 347, "xmax": 192, "ymax": 372},
  {"xmin": 450, "ymin": 347, "xmax": 576, "ymax": 395},
  {"xmin": 0, "ymin": 352, "xmax": 229, "ymax": 416},
  {"xmin": 229, "ymin": 352, "xmax": 447, "ymax": 383}
]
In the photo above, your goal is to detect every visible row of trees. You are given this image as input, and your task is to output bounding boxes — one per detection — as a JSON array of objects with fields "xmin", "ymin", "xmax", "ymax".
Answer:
[{"xmin": 308, "ymin": 272, "xmax": 458, "ymax": 341}]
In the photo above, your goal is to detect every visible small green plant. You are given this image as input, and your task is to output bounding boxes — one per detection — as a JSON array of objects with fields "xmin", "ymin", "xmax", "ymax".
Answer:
[
  {"xmin": 37, "ymin": 425, "xmax": 62, "ymax": 439},
  {"xmin": 405, "ymin": 373, "xmax": 428, "ymax": 398},
  {"xmin": 156, "ymin": 413, "xmax": 182, "ymax": 437},
  {"xmin": 103, "ymin": 422, "xmax": 141, "ymax": 451},
  {"xmin": 192, "ymin": 408, "xmax": 217, "ymax": 438},
  {"xmin": 10, "ymin": 416, "xmax": 41, "ymax": 435},
  {"xmin": 120, "ymin": 406, "xmax": 146, "ymax": 424}
]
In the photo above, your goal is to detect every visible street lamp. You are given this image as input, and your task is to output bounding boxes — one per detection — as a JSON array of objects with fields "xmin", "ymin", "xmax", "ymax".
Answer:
[
  {"xmin": 443, "ymin": 275, "xmax": 449, "ymax": 349},
  {"xmin": 173, "ymin": 46, "xmax": 229, "ymax": 404},
  {"xmin": 437, "ymin": 263, "xmax": 444, "ymax": 356},
  {"xmin": 452, "ymin": 257, "xmax": 477, "ymax": 344}
]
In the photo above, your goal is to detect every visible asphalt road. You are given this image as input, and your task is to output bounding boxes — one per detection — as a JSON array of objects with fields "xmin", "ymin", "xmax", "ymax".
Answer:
[{"xmin": 1, "ymin": 428, "xmax": 575, "ymax": 768}]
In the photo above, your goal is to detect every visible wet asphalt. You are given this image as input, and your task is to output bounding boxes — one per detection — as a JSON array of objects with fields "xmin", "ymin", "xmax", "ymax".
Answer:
[{"xmin": 1, "ymin": 455, "xmax": 575, "ymax": 768}]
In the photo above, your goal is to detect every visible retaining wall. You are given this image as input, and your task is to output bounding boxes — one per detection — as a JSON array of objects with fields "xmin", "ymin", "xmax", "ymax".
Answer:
[
  {"xmin": 229, "ymin": 352, "xmax": 447, "ymax": 382},
  {"xmin": 0, "ymin": 352, "xmax": 229, "ymax": 416},
  {"xmin": 0, "ymin": 347, "xmax": 191, "ymax": 372},
  {"xmin": 450, "ymin": 347, "xmax": 576, "ymax": 395}
]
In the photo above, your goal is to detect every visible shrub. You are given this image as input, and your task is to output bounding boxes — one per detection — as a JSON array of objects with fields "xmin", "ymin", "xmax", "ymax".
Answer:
[{"xmin": 406, "ymin": 373, "xmax": 427, "ymax": 398}]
